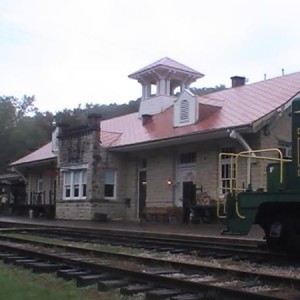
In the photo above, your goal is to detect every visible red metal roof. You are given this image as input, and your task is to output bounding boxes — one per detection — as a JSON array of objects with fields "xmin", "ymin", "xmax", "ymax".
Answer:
[
  {"xmin": 11, "ymin": 142, "xmax": 55, "ymax": 166},
  {"xmin": 128, "ymin": 57, "xmax": 204, "ymax": 78},
  {"xmin": 102, "ymin": 71, "xmax": 300, "ymax": 147},
  {"xmin": 11, "ymin": 71, "xmax": 300, "ymax": 165}
]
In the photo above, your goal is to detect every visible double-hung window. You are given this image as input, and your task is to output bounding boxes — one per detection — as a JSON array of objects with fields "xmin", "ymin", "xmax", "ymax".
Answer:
[
  {"xmin": 63, "ymin": 169, "xmax": 87, "ymax": 199},
  {"xmin": 104, "ymin": 169, "xmax": 117, "ymax": 199}
]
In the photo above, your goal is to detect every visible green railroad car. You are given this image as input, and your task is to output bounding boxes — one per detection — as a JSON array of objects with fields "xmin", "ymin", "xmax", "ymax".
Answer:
[{"xmin": 218, "ymin": 95, "xmax": 300, "ymax": 251}]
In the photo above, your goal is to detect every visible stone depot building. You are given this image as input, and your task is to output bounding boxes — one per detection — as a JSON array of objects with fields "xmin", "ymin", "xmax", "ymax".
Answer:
[{"xmin": 9, "ymin": 57, "xmax": 300, "ymax": 221}]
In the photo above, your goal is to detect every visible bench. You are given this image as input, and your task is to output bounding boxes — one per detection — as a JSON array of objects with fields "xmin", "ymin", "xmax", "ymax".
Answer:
[{"xmin": 141, "ymin": 207, "xmax": 171, "ymax": 223}]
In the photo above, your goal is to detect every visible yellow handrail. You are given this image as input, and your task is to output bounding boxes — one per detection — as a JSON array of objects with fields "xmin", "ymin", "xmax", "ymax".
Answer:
[
  {"xmin": 217, "ymin": 148, "xmax": 291, "ymax": 220},
  {"xmin": 234, "ymin": 148, "xmax": 291, "ymax": 219},
  {"xmin": 236, "ymin": 149, "xmax": 291, "ymax": 184}
]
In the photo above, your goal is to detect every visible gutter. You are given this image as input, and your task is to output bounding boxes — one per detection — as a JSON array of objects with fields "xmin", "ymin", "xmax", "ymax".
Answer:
[{"xmin": 109, "ymin": 125, "xmax": 253, "ymax": 152}]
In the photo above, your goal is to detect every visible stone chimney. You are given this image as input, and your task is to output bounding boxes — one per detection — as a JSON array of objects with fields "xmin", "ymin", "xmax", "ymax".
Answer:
[
  {"xmin": 231, "ymin": 76, "xmax": 246, "ymax": 88},
  {"xmin": 87, "ymin": 113, "xmax": 102, "ymax": 131}
]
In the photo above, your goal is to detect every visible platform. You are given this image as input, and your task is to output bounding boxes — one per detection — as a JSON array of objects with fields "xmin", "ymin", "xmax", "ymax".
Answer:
[{"xmin": 0, "ymin": 216, "xmax": 264, "ymax": 242}]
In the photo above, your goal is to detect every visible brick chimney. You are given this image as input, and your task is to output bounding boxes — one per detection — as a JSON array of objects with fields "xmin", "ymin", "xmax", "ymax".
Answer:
[
  {"xmin": 142, "ymin": 114, "xmax": 153, "ymax": 125},
  {"xmin": 231, "ymin": 76, "xmax": 246, "ymax": 88}
]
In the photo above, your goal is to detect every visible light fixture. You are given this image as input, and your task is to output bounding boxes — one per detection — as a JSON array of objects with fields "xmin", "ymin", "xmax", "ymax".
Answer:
[{"xmin": 167, "ymin": 179, "xmax": 173, "ymax": 186}]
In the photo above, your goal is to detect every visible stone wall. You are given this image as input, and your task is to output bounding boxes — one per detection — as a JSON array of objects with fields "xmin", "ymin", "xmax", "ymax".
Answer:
[
  {"xmin": 56, "ymin": 122, "xmax": 104, "ymax": 220},
  {"xmin": 146, "ymin": 150, "xmax": 174, "ymax": 207},
  {"xmin": 56, "ymin": 123, "xmax": 140, "ymax": 220},
  {"xmin": 55, "ymin": 109, "xmax": 290, "ymax": 221}
]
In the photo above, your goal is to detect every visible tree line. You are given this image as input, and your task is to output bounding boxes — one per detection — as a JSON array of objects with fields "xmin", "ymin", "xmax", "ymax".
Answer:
[{"xmin": 0, "ymin": 85, "xmax": 225, "ymax": 173}]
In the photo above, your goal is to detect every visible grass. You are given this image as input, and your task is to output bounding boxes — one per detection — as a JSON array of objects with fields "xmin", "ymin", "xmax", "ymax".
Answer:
[{"xmin": 0, "ymin": 262, "xmax": 127, "ymax": 300}]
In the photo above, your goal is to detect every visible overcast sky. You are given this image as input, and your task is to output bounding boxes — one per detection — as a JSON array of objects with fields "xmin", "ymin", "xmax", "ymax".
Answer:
[{"xmin": 1, "ymin": 0, "xmax": 300, "ymax": 113}]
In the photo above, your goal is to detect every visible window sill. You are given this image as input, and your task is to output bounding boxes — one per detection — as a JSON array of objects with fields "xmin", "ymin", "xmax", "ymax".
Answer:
[{"xmin": 59, "ymin": 198, "xmax": 87, "ymax": 203}]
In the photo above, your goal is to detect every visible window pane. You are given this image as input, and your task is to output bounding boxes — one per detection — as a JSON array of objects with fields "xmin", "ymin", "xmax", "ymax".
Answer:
[
  {"xmin": 65, "ymin": 186, "xmax": 71, "ymax": 198},
  {"xmin": 73, "ymin": 171, "xmax": 81, "ymax": 184},
  {"xmin": 82, "ymin": 170, "xmax": 87, "ymax": 184},
  {"xmin": 82, "ymin": 184, "xmax": 87, "ymax": 197},
  {"xmin": 105, "ymin": 170, "xmax": 115, "ymax": 184},
  {"xmin": 64, "ymin": 172, "xmax": 71, "ymax": 185},
  {"xmin": 104, "ymin": 184, "xmax": 114, "ymax": 197},
  {"xmin": 73, "ymin": 184, "xmax": 79, "ymax": 197}
]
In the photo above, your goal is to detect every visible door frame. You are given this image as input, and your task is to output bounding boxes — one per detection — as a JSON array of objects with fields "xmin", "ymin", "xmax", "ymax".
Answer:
[
  {"xmin": 175, "ymin": 166, "xmax": 196, "ymax": 207},
  {"xmin": 138, "ymin": 170, "xmax": 147, "ymax": 218}
]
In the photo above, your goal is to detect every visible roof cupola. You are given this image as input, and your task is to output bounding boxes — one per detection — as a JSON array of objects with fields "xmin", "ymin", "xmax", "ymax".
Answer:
[{"xmin": 129, "ymin": 57, "xmax": 204, "ymax": 117}]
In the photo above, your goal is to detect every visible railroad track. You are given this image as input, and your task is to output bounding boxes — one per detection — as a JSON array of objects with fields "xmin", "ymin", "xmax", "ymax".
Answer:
[
  {"xmin": 1, "ymin": 225, "xmax": 294, "ymax": 267},
  {"xmin": 0, "ymin": 219, "xmax": 265, "ymax": 251},
  {"xmin": 1, "ymin": 222, "xmax": 297, "ymax": 270},
  {"xmin": 0, "ymin": 232, "xmax": 299, "ymax": 299}
]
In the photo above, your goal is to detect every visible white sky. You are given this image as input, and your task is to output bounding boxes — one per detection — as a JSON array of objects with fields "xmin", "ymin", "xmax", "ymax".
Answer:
[{"xmin": 1, "ymin": 0, "xmax": 300, "ymax": 113}]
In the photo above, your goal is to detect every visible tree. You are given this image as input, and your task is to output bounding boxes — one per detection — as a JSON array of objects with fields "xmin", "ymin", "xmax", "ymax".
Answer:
[
  {"xmin": 0, "ymin": 96, "xmax": 54, "ymax": 172},
  {"xmin": 190, "ymin": 85, "xmax": 226, "ymax": 96}
]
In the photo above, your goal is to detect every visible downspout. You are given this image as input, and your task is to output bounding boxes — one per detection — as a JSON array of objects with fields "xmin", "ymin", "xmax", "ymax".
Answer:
[{"xmin": 227, "ymin": 129, "xmax": 255, "ymax": 188}]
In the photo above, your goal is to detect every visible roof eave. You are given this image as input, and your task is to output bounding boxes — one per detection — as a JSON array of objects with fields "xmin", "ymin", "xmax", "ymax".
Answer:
[
  {"xmin": 108, "ymin": 125, "xmax": 253, "ymax": 152},
  {"xmin": 10, "ymin": 157, "xmax": 57, "ymax": 168},
  {"xmin": 252, "ymin": 97, "xmax": 294, "ymax": 133}
]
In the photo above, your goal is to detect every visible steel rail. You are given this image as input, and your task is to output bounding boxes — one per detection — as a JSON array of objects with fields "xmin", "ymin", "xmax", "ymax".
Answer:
[{"xmin": 0, "ymin": 240, "xmax": 292, "ymax": 300}]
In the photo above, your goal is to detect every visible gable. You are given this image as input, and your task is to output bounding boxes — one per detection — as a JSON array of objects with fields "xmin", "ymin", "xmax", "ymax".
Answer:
[{"xmin": 173, "ymin": 90, "xmax": 199, "ymax": 127}]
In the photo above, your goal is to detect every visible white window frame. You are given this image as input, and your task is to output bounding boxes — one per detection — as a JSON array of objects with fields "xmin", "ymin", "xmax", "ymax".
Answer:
[
  {"xmin": 63, "ymin": 169, "xmax": 87, "ymax": 200},
  {"xmin": 104, "ymin": 169, "xmax": 117, "ymax": 200}
]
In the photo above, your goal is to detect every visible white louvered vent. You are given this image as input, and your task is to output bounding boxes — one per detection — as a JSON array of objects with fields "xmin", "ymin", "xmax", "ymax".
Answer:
[{"xmin": 180, "ymin": 99, "xmax": 189, "ymax": 123}]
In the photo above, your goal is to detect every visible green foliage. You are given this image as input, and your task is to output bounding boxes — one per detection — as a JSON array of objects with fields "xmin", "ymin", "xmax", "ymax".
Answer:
[
  {"xmin": 0, "ymin": 96, "xmax": 140, "ymax": 172},
  {"xmin": 54, "ymin": 99, "xmax": 140, "ymax": 126},
  {"xmin": 189, "ymin": 85, "xmax": 226, "ymax": 96},
  {"xmin": 0, "ymin": 96, "xmax": 53, "ymax": 172},
  {"xmin": 0, "ymin": 85, "xmax": 224, "ymax": 173}
]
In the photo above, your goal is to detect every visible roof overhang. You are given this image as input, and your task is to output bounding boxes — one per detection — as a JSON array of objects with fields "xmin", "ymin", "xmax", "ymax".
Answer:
[
  {"xmin": 108, "ymin": 125, "xmax": 253, "ymax": 152},
  {"xmin": 252, "ymin": 96, "xmax": 294, "ymax": 133},
  {"xmin": 0, "ymin": 173, "xmax": 24, "ymax": 185},
  {"xmin": 10, "ymin": 157, "xmax": 57, "ymax": 169}
]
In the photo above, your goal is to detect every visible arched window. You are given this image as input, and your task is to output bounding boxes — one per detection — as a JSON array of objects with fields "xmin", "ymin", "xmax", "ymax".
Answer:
[{"xmin": 180, "ymin": 99, "xmax": 189, "ymax": 123}]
